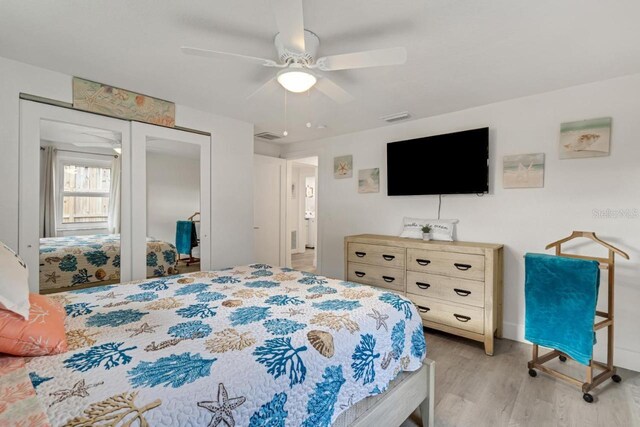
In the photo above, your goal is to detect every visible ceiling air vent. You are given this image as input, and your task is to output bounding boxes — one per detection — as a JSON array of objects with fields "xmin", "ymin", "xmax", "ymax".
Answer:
[
  {"xmin": 255, "ymin": 132, "xmax": 282, "ymax": 141},
  {"xmin": 380, "ymin": 111, "xmax": 411, "ymax": 123}
]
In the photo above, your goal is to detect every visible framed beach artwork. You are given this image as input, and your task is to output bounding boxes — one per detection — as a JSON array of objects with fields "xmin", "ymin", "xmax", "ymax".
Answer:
[
  {"xmin": 73, "ymin": 77, "xmax": 176, "ymax": 127},
  {"xmin": 334, "ymin": 155, "xmax": 353, "ymax": 178},
  {"xmin": 358, "ymin": 168, "xmax": 380, "ymax": 193},
  {"xmin": 503, "ymin": 153, "xmax": 544, "ymax": 188},
  {"xmin": 559, "ymin": 117, "xmax": 611, "ymax": 159}
]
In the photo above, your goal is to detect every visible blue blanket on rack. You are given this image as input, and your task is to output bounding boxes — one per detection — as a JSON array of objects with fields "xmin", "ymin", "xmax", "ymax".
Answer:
[
  {"xmin": 524, "ymin": 253, "xmax": 600, "ymax": 365},
  {"xmin": 175, "ymin": 220, "xmax": 198, "ymax": 255}
]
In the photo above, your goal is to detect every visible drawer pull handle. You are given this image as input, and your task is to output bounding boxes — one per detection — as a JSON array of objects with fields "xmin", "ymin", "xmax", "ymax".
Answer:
[
  {"xmin": 355, "ymin": 271, "xmax": 366, "ymax": 277},
  {"xmin": 355, "ymin": 251, "xmax": 366, "ymax": 257},
  {"xmin": 453, "ymin": 288, "xmax": 471, "ymax": 297},
  {"xmin": 417, "ymin": 305, "xmax": 431, "ymax": 313},
  {"xmin": 416, "ymin": 259, "xmax": 431, "ymax": 266},
  {"xmin": 454, "ymin": 263, "xmax": 472, "ymax": 271},
  {"xmin": 382, "ymin": 254, "xmax": 395, "ymax": 261},
  {"xmin": 416, "ymin": 282, "xmax": 431, "ymax": 290},
  {"xmin": 382, "ymin": 276, "xmax": 395, "ymax": 283},
  {"xmin": 453, "ymin": 314, "xmax": 471, "ymax": 322}
]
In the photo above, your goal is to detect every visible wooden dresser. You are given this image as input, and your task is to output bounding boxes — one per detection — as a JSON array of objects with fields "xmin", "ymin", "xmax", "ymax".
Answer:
[{"xmin": 344, "ymin": 234, "xmax": 503, "ymax": 355}]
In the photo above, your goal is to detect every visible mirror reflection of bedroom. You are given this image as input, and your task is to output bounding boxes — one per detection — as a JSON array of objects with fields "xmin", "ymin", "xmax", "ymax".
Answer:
[
  {"xmin": 146, "ymin": 138, "xmax": 201, "ymax": 275},
  {"xmin": 39, "ymin": 120, "xmax": 123, "ymax": 293}
]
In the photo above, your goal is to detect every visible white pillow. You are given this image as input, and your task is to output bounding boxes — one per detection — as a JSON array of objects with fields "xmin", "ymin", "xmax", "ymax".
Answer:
[
  {"xmin": 0, "ymin": 241, "xmax": 30, "ymax": 319},
  {"xmin": 399, "ymin": 217, "xmax": 459, "ymax": 241}
]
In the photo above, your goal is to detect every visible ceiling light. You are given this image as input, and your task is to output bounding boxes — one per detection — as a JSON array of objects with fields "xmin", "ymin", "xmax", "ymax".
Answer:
[
  {"xmin": 113, "ymin": 147, "xmax": 122, "ymax": 154},
  {"xmin": 277, "ymin": 65, "xmax": 317, "ymax": 93}
]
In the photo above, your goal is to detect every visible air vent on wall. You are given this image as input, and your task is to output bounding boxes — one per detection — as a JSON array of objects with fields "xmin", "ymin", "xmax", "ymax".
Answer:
[
  {"xmin": 380, "ymin": 111, "xmax": 411, "ymax": 123},
  {"xmin": 255, "ymin": 132, "xmax": 282, "ymax": 141}
]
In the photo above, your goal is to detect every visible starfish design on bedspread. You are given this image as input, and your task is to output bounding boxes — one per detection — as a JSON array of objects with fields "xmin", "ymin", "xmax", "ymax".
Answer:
[
  {"xmin": 96, "ymin": 291, "xmax": 121, "ymax": 300},
  {"xmin": 198, "ymin": 383, "xmax": 246, "ymax": 427},
  {"xmin": 367, "ymin": 308, "xmax": 389, "ymax": 331},
  {"xmin": 126, "ymin": 322, "xmax": 160, "ymax": 337},
  {"xmin": 44, "ymin": 272, "xmax": 60, "ymax": 283},
  {"xmin": 284, "ymin": 308, "xmax": 304, "ymax": 317},
  {"xmin": 49, "ymin": 379, "xmax": 104, "ymax": 406}
]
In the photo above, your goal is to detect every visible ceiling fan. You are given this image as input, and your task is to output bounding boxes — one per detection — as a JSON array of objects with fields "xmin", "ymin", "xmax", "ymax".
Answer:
[{"xmin": 180, "ymin": 0, "xmax": 407, "ymax": 104}]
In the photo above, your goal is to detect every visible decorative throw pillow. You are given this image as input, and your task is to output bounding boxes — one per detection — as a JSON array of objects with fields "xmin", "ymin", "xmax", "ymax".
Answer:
[
  {"xmin": 0, "ymin": 241, "xmax": 30, "ymax": 319},
  {"xmin": 399, "ymin": 217, "xmax": 459, "ymax": 241},
  {"xmin": 0, "ymin": 293, "xmax": 68, "ymax": 356}
]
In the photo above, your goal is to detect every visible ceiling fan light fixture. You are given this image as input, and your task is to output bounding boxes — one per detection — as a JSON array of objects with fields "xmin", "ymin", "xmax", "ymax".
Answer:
[{"xmin": 277, "ymin": 67, "xmax": 317, "ymax": 93}]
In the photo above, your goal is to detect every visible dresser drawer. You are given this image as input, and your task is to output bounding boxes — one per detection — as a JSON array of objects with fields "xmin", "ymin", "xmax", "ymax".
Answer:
[
  {"xmin": 347, "ymin": 243, "xmax": 405, "ymax": 269},
  {"xmin": 406, "ymin": 271, "xmax": 485, "ymax": 308},
  {"xmin": 408, "ymin": 294, "xmax": 484, "ymax": 334},
  {"xmin": 347, "ymin": 262, "xmax": 405, "ymax": 292},
  {"xmin": 407, "ymin": 249, "xmax": 485, "ymax": 281}
]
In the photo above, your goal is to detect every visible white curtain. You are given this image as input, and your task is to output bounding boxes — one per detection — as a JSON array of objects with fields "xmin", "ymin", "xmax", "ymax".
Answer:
[
  {"xmin": 40, "ymin": 147, "xmax": 57, "ymax": 237},
  {"xmin": 108, "ymin": 154, "xmax": 121, "ymax": 234}
]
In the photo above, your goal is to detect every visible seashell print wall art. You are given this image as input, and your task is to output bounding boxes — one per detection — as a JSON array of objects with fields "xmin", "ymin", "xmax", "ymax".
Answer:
[{"xmin": 559, "ymin": 117, "xmax": 611, "ymax": 159}]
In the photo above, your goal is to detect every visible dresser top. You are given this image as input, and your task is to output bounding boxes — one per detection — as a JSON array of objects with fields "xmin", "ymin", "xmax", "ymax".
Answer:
[{"xmin": 346, "ymin": 234, "xmax": 503, "ymax": 250}]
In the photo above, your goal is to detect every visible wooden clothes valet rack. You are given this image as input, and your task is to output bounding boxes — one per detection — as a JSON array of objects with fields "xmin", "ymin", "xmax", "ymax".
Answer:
[
  {"xmin": 178, "ymin": 212, "xmax": 200, "ymax": 266},
  {"xmin": 527, "ymin": 231, "xmax": 630, "ymax": 403}
]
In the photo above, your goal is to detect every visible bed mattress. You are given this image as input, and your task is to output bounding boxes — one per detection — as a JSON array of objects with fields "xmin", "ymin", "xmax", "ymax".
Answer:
[{"xmin": 8, "ymin": 265, "xmax": 427, "ymax": 426}]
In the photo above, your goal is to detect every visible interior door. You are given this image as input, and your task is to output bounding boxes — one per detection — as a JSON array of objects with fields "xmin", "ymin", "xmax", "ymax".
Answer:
[
  {"xmin": 253, "ymin": 155, "xmax": 286, "ymax": 266},
  {"xmin": 19, "ymin": 101, "xmax": 132, "ymax": 292},
  {"xmin": 131, "ymin": 122, "xmax": 211, "ymax": 279}
]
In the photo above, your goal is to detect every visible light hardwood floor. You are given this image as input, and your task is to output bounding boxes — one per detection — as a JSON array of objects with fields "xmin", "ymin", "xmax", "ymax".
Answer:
[
  {"xmin": 401, "ymin": 329, "xmax": 639, "ymax": 427},
  {"xmin": 292, "ymin": 248, "xmax": 316, "ymax": 273}
]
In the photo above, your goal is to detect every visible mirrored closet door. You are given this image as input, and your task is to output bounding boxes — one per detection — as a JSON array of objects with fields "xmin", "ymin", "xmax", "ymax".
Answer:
[
  {"xmin": 131, "ymin": 122, "xmax": 211, "ymax": 281},
  {"xmin": 19, "ymin": 101, "xmax": 131, "ymax": 293}
]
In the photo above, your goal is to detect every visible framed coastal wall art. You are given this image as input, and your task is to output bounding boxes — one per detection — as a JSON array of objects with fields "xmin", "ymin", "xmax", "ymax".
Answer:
[
  {"xmin": 358, "ymin": 168, "xmax": 380, "ymax": 193},
  {"xmin": 333, "ymin": 155, "xmax": 353, "ymax": 178},
  {"xmin": 559, "ymin": 117, "xmax": 611, "ymax": 159},
  {"xmin": 503, "ymin": 153, "xmax": 545, "ymax": 188},
  {"xmin": 73, "ymin": 77, "xmax": 176, "ymax": 127}
]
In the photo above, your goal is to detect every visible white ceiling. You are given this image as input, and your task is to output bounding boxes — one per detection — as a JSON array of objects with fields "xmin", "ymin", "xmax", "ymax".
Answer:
[
  {"xmin": 2, "ymin": 0, "xmax": 640, "ymax": 143},
  {"xmin": 40, "ymin": 120, "xmax": 121, "ymax": 148}
]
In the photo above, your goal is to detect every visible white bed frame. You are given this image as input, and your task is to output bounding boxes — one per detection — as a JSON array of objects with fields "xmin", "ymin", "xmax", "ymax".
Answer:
[{"xmin": 336, "ymin": 358, "xmax": 435, "ymax": 427}]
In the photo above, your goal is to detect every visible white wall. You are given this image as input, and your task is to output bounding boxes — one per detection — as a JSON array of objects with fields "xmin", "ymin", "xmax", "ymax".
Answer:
[
  {"xmin": 254, "ymin": 139, "xmax": 282, "ymax": 157},
  {"xmin": 282, "ymin": 73, "xmax": 640, "ymax": 371},
  {"xmin": 146, "ymin": 151, "xmax": 200, "ymax": 250},
  {"xmin": 0, "ymin": 55, "xmax": 255, "ymax": 270}
]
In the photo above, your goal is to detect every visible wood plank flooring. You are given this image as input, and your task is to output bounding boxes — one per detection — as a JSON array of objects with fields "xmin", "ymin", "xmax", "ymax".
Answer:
[
  {"xmin": 401, "ymin": 329, "xmax": 639, "ymax": 427},
  {"xmin": 292, "ymin": 248, "xmax": 316, "ymax": 273}
]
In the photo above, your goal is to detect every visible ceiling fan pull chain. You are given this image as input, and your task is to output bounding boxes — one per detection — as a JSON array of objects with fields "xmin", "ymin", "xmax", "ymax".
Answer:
[
  {"xmin": 306, "ymin": 89, "xmax": 312, "ymax": 128},
  {"xmin": 283, "ymin": 88, "xmax": 288, "ymax": 137}
]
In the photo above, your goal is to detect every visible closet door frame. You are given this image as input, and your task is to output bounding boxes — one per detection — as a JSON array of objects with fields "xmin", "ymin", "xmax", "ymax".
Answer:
[
  {"xmin": 130, "ymin": 122, "xmax": 211, "ymax": 280},
  {"xmin": 19, "ymin": 101, "xmax": 132, "ymax": 292}
]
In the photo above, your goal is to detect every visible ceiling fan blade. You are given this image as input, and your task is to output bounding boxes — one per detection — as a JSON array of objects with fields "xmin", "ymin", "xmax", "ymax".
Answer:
[
  {"xmin": 314, "ymin": 47, "xmax": 407, "ymax": 71},
  {"xmin": 246, "ymin": 77, "xmax": 278, "ymax": 100},
  {"xmin": 315, "ymin": 77, "xmax": 354, "ymax": 104},
  {"xmin": 269, "ymin": 0, "xmax": 306, "ymax": 53},
  {"xmin": 181, "ymin": 46, "xmax": 282, "ymax": 67}
]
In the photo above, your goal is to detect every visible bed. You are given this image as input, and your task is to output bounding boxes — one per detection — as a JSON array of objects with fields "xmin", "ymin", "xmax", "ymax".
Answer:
[
  {"xmin": 2, "ymin": 265, "xmax": 434, "ymax": 426},
  {"xmin": 39, "ymin": 234, "xmax": 179, "ymax": 293}
]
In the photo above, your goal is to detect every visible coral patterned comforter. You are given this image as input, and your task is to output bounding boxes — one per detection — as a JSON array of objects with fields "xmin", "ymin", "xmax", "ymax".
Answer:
[
  {"xmin": 10, "ymin": 265, "xmax": 427, "ymax": 426},
  {"xmin": 39, "ymin": 234, "xmax": 179, "ymax": 291}
]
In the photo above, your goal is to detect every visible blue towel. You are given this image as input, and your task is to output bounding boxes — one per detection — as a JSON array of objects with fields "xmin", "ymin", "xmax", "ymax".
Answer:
[
  {"xmin": 524, "ymin": 253, "xmax": 600, "ymax": 365},
  {"xmin": 176, "ymin": 221, "xmax": 197, "ymax": 255}
]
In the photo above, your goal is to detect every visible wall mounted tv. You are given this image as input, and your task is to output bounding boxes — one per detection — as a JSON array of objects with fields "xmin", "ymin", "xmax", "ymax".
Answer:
[{"xmin": 387, "ymin": 127, "xmax": 489, "ymax": 196}]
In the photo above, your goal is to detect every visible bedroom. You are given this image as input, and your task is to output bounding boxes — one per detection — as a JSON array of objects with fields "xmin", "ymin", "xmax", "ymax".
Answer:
[{"xmin": 0, "ymin": 1, "xmax": 639, "ymax": 426}]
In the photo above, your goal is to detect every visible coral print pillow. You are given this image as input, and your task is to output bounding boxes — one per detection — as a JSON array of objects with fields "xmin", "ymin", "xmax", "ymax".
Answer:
[
  {"xmin": 0, "ymin": 293, "xmax": 68, "ymax": 356},
  {"xmin": 0, "ymin": 241, "xmax": 30, "ymax": 319}
]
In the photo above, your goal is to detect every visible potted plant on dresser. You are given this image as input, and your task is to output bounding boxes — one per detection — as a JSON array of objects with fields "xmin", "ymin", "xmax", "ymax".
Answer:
[{"xmin": 422, "ymin": 225, "xmax": 432, "ymax": 241}]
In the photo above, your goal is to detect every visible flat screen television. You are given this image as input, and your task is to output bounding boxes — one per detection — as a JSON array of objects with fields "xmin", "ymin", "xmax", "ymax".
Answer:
[{"xmin": 387, "ymin": 127, "xmax": 489, "ymax": 196}]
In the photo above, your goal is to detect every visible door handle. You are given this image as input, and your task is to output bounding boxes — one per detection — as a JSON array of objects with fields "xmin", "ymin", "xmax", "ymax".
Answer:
[
  {"xmin": 355, "ymin": 271, "xmax": 366, "ymax": 277},
  {"xmin": 382, "ymin": 276, "xmax": 395, "ymax": 283},
  {"xmin": 253, "ymin": 227, "xmax": 260, "ymax": 229},
  {"xmin": 355, "ymin": 251, "xmax": 366, "ymax": 257},
  {"xmin": 382, "ymin": 254, "xmax": 395, "ymax": 261},
  {"xmin": 454, "ymin": 263, "xmax": 472, "ymax": 271},
  {"xmin": 453, "ymin": 288, "xmax": 471, "ymax": 297},
  {"xmin": 416, "ymin": 282, "xmax": 431, "ymax": 290},
  {"xmin": 453, "ymin": 314, "xmax": 471, "ymax": 322},
  {"xmin": 416, "ymin": 259, "xmax": 431, "ymax": 266},
  {"xmin": 417, "ymin": 305, "xmax": 430, "ymax": 313}
]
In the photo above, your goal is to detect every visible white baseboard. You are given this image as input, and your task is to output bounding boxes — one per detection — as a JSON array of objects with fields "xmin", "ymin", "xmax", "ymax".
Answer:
[{"xmin": 501, "ymin": 321, "xmax": 640, "ymax": 372}]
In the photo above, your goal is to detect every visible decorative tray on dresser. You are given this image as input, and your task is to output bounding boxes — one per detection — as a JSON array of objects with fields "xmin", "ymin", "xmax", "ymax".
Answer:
[{"xmin": 344, "ymin": 234, "xmax": 504, "ymax": 355}]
